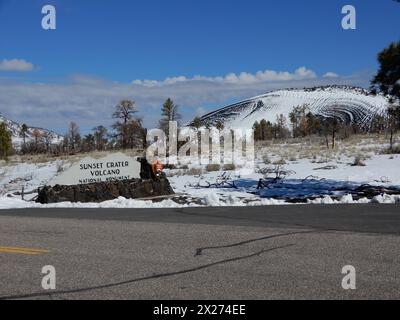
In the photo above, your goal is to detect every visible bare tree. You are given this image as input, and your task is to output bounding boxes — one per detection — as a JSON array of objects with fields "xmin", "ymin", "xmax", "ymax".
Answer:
[
  {"xmin": 20, "ymin": 124, "xmax": 28, "ymax": 154},
  {"xmin": 68, "ymin": 122, "xmax": 80, "ymax": 152},
  {"xmin": 112, "ymin": 100, "xmax": 138, "ymax": 149},
  {"xmin": 31, "ymin": 129, "xmax": 43, "ymax": 153},
  {"xmin": 125, "ymin": 118, "xmax": 146, "ymax": 149},
  {"xmin": 43, "ymin": 132, "xmax": 54, "ymax": 153}
]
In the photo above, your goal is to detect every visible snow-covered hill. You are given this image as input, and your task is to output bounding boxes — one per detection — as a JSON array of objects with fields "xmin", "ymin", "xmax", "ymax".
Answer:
[
  {"xmin": 0, "ymin": 113, "xmax": 63, "ymax": 148},
  {"xmin": 195, "ymin": 86, "xmax": 395, "ymax": 130}
]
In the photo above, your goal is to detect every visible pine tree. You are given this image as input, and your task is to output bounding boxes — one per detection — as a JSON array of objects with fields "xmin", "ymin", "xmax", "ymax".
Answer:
[
  {"xmin": 387, "ymin": 103, "xmax": 400, "ymax": 152},
  {"xmin": 371, "ymin": 41, "xmax": 400, "ymax": 150},
  {"xmin": 252, "ymin": 121, "xmax": 261, "ymax": 141},
  {"xmin": 192, "ymin": 116, "xmax": 203, "ymax": 130},
  {"xmin": 159, "ymin": 98, "xmax": 181, "ymax": 134},
  {"xmin": 215, "ymin": 121, "xmax": 224, "ymax": 131},
  {"xmin": 82, "ymin": 134, "xmax": 96, "ymax": 152},
  {"xmin": 371, "ymin": 41, "xmax": 400, "ymax": 99},
  {"xmin": 0, "ymin": 122, "xmax": 13, "ymax": 159},
  {"xmin": 275, "ymin": 114, "xmax": 290, "ymax": 139},
  {"xmin": 92, "ymin": 125, "xmax": 108, "ymax": 151},
  {"xmin": 306, "ymin": 112, "xmax": 322, "ymax": 135},
  {"xmin": 370, "ymin": 114, "xmax": 386, "ymax": 134}
]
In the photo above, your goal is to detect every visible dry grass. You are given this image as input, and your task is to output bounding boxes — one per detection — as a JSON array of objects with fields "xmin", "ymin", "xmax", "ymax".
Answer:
[
  {"xmin": 3, "ymin": 133, "xmax": 398, "ymax": 169},
  {"xmin": 166, "ymin": 167, "xmax": 203, "ymax": 177},
  {"xmin": 255, "ymin": 133, "xmax": 397, "ymax": 163}
]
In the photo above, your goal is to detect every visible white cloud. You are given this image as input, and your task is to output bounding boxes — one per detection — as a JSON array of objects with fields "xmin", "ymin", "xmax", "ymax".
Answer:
[
  {"xmin": 323, "ymin": 72, "xmax": 339, "ymax": 78},
  {"xmin": 0, "ymin": 69, "xmax": 369, "ymax": 132},
  {"xmin": 132, "ymin": 67, "xmax": 317, "ymax": 87},
  {"xmin": 0, "ymin": 59, "xmax": 34, "ymax": 72},
  {"xmin": 195, "ymin": 107, "xmax": 206, "ymax": 116}
]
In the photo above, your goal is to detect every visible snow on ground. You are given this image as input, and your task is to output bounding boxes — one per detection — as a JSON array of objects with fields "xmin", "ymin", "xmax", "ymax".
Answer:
[
  {"xmin": 0, "ymin": 160, "xmax": 62, "ymax": 195},
  {"xmin": 0, "ymin": 150, "xmax": 399, "ymax": 209},
  {"xmin": 168, "ymin": 153, "xmax": 400, "ymax": 198}
]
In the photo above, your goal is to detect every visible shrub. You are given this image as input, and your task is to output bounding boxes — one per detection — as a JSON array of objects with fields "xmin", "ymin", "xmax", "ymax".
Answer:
[
  {"xmin": 56, "ymin": 162, "xmax": 64, "ymax": 173},
  {"xmin": 164, "ymin": 163, "xmax": 177, "ymax": 170},
  {"xmin": 262, "ymin": 155, "xmax": 271, "ymax": 164},
  {"xmin": 223, "ymin": 163, "xmax": 236, "ymax": 171},
  {"xmin": 206, "ymin": 164, "xmax": 221, "ymax": 172},
  {"xmin": 382, "ymin": 145, "xmax": 400, "ymax": 155},
  {"xmin": 273, "ymin": 158, "xmax": 286, "ymax": 165},
  {"xmin": 352, "ymin": 156, "xmax": 366, "ymax": 167},
  {"xmin": 187, "ymin": 167, "xmax": 203, "ymax": 176}
]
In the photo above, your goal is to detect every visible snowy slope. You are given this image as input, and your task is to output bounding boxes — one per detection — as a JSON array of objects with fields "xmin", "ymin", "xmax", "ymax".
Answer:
[
  {"xmin": 195, "ymin": 86, "xmax": 394, "ymax": 130},
  {"xmin": 0, "ymin": 113, "xmax": 63, "ymax": 148}
]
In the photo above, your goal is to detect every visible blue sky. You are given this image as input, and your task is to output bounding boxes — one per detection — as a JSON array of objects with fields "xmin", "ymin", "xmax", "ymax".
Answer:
[{"xmin": 0, "ymin": 0, "xmax": 399, "ymax": 134}]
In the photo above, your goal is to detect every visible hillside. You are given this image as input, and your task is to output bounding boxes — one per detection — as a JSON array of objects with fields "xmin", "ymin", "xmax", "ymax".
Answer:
[
  {"xmin": 194, "ymin": 86, "xmax": 395, "ymax": 130},
  {"xmin": 0, "ymin": 113, "xmax": 63, "ymax": 148}
]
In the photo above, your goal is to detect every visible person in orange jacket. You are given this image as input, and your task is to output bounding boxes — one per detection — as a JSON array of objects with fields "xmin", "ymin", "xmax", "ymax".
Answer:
[{"xmin": 152, "ymin": 159, "xmax": 164, "ymax": 179}]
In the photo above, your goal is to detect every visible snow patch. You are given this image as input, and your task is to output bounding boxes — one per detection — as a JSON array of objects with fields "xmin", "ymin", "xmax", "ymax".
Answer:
[{"xmin": 308, "ymin": 194, "xmax": 398, "ymax": 205}]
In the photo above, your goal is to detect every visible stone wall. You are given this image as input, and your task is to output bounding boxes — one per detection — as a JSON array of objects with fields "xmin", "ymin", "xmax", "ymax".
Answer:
[{"xmin": 36, "ymin": 178, "xmax": 174, "ymax": 204}]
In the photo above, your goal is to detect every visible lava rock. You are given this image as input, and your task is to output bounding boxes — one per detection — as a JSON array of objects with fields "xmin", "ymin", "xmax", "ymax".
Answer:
[{"xmin": 36, "ymin": 178, "xmax": 174, "ymax": 204}]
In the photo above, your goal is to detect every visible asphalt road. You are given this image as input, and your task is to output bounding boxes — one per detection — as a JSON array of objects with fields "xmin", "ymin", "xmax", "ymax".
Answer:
[{"xmin": 0, "ymin": 204, "xmax": 399, "ymax": 300}]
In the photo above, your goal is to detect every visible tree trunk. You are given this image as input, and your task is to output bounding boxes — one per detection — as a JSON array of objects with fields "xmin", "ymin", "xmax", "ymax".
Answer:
[
  {"xmin": 325, "ymin": 134, "xmax": 329, "ymax": 149},
  {"xmin": 331, "ymin": 129, "xmax": 336, "ymax": 149},
  {"xmin": 22, "ymin": 135, "xmax": 26, "ymax": 154},
  {"xmin": 390, "ymin": 128, "xmax": 394, "ymax": 152}
]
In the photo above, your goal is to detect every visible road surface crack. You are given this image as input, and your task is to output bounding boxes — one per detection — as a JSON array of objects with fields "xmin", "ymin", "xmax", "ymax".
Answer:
[
  {"xmin": 0, "ymin": 244, "xmax": 294, "ymax": 300},
  {"xmin": 195, "ymin": 230, "xmax": 313, "ymax": 257}
]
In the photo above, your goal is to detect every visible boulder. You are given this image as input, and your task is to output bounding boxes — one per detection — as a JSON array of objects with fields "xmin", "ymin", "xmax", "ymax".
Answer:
[{"xmin": 36, "ymin": 178, "xmax": 174, "ymax": 204}]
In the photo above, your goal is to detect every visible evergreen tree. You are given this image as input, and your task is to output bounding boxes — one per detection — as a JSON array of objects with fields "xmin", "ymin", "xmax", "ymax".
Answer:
[
  {"xmin": 306, "ymin": 112, "xmax": 322, "ymax": 135},
  {"xmin": 371, "ymin": 41, "xmax": 400, "ymax": 150},
  {"xmin": 92, "ymin": 125, "xmax": 108, "ymax": 151},
  {"xmin": 370, "ymin": 114, "xmax": 386, "ymax": 134},
  {"xmin": 371, "ymin": 41, "xmax": 400, "ymax": 99},
  {"xmin": 387, "ymin": 104, "xmax": 400, "ymax": 152},
  {"xmin": 215, "ymin": 121, "xmax": 224, "ymax": 131},
  {"xmin": 252, "ymin": 121, "xmax": 261, "ymax": 141},
  {"xmin": 82, "ymin": 134, "xmax": 96, "ymax": 152},
  {"xmin": 191, "ymin": 116, "xmax": 203, "ymax": 130},
  {"xmin": 0, "ymin": 122, "xmax": 13, "ymax": 159},
  {"xmin": 274, "ymin": 114, "xmax": 290, "ymax": 139},
  {"xmin": 159, "ymin": 98, "xmax": 181, "ymax": 135}
]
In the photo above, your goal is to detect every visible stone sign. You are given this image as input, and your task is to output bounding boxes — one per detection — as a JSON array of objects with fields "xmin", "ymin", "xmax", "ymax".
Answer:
[{"xmin": 48, "ymin": 153, "xmax": 141, "ymax": 186}]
